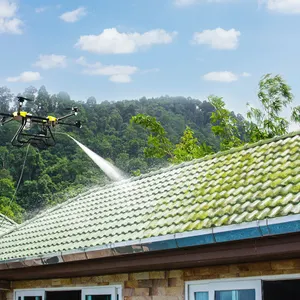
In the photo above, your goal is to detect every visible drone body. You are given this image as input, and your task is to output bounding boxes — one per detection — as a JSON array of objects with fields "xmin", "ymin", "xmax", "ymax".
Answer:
[{"xmin": 0, "ymin": 96, "xmax": 82, "ymax": 149}]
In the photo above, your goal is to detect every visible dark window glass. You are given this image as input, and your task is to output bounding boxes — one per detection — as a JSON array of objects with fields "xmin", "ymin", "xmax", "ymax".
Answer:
[
  {"xmin": 85, "ymin": 296, "xmax": 111, "ymax": 300},
  {"xmin": 263, "ymin": 279, "xmax": 300, "ymax": 300}
]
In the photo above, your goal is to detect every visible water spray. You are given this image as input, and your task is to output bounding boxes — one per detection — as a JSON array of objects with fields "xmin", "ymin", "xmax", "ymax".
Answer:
[{"xmin": 57, "ymin": 133, "xmax": 124, "ymax": 182}]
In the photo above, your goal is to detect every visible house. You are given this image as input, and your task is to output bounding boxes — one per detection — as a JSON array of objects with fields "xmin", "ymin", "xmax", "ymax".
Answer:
[{"xmin": 0, "ymin": 131, "xmax": 299, "ymax": 300}]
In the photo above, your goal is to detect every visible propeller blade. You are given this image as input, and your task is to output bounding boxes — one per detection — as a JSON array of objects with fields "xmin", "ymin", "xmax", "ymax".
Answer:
[{"xmin": 17, "ymin": 96, "xmax": 34, "ymax": 102}]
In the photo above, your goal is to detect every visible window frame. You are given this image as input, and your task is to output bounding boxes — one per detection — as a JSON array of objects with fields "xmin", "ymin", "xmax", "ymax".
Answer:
[
  {"xmin": 187, "ymin": 279, "xmax": 261, "ymax": 300},
  {"xmin": 15, "ymin": 290, "xmax": 45, "ymax": 300},
  {"xmin": 186, "ymin": 274, "xmax": 300, "ymax": 300},
  {"xmin": 14, "ymin": 286, "xmax": 122, "ymax": 300},
  {"xmin": 82, "ymin": 287, "xmax": 118, "ymax": 300}
]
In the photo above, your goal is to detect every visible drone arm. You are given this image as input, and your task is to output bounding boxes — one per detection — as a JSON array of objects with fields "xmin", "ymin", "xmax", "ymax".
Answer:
[
  {"xmin": 1, "ymin": 117, "xmax": 14, "ymax": 126},
  {"xmin": 0, "ymin": 113, "xmax": 14, "ymax": 126},
  {"xmin": 58, "ymin": 120, "xmax": 82, "ymax": 128},
  {"xmin": 57, "ymin": 112, "xmax": 76, "ymax": 121},
  {"xmin": 58, "ymin": 121, "xmax": 73, "ymax": 126}
]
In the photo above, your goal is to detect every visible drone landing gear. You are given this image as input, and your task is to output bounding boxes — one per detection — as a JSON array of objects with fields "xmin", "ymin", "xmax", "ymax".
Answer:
[{"xmin": 11, "ymin": 120, "xmax": 56, "ymax": 149}]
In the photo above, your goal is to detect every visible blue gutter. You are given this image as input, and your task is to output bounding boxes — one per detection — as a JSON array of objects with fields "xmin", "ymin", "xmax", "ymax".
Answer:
[{"xmin": 138, "ymin": 214, "xmax": 300, "ymax": 252}]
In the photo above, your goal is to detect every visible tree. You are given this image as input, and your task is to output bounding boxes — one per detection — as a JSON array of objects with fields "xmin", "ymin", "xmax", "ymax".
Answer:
[
  {"xmin": 0, "ymin": 176, "xmax": 23, "ymax": 222},
  {"xmin": 35, "ymin": 86, "xmax": 50, "ymax": 115},
  {"xmin": 292, "ymin": 106, "xmax": 300, "ymax": 124},
  {"xmin": 208, "ymin": 95, "xmax": 243, "ymax": 150},
  {"xmin": 22, "ymin": 86, "xmax": 37, "ymax": 112},
  {"xmin": 57, "ymin": 91, "xmax": 71, "ymax": 102},
  {"xmin": 131, "ymin": 114, "xmax": 212, "ymax": 163},
  {"xmin": 86, "ymin": 96, "xmax": 97, "ymax": 107},
  {"xmin": 0, "ymin": 86, "xmax": 13, "ymax": 113},
  {"xmin": 0, "ymin": 147, "xmax": 9, "ymax": 169},
  {"xmin": 171, "ymin": 127, "xmax": 212, "ymax": 163},
  {"xmin": 247, "ymin": 74, "xmax": 299, "ymax": 142},
  {"xmin": 131, "ymin": 114, "xmax": 173, "ymax": 159},
  {"xmin": 0, "ymin": 177, "xmax": 15, "ymax": 198},
  {"xmin": 0, "ymin": 196, "xmax": 23, "ymax": 222}
]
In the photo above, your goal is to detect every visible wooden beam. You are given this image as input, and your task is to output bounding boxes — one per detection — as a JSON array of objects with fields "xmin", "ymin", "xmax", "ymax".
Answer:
[
  {"xmin": 0, "ymin": 280, "xmax": 10, "ymax": 290},
  {"xmin": 1, "ymin": 233, "xmax": 300, "ymax": 281}
]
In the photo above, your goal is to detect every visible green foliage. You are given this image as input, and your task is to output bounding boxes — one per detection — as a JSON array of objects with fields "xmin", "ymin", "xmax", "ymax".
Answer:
[
  {"xmin": 0, "ymin": 197, "xmax": 23, "ymax": 221},
  {"xmin": 0, "ymin": 175, "xmax": 23, "ymax": 222},
  {"xmin": 208, "ymin": 95, "xmax": 243, "ymax": 150},
  {"xmin": 247, "ymin": 74, "xmax": 298, "ymax": 142},
  {"xmin": 131, "ymin": 115, "xmax": 213, "ymax": 164},
  {"xmin": 131, "ymin": 114, "xmax": 174, "ymax": 158},
  {"xmin": 171, "ymin": 127, "xmax": 213, "ymax": 163},
  {"xmin": 292, "ymin": 106, "xmax": 300, "ymax": 124},
  {"xmin": 0, "ymin": 178, "xmax": 15, "ymax": 198}
]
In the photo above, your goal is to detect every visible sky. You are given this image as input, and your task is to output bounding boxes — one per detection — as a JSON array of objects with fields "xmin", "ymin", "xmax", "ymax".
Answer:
[{"xmin": 0, "ymin": 0, "xmax": 300, "ymax": 127}]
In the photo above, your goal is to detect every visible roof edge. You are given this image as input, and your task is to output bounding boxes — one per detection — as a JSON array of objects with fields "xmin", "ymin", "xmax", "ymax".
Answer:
[
  {"xmin": 0, "ymin": 213, "xmax": 18, "ymax": 230},
  {"xmin": 0, "ymin": 213, "xmax": 17, "ymax": 226},
  {"xmin": 1, "ymin": 214, "xmax": 300, "ymax": 270}
]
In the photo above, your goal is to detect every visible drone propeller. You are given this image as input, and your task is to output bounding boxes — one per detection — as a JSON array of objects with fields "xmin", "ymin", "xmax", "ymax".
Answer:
[{"xmin": 17, "ymin": 96, "xmax": 34, "ymax": 102}]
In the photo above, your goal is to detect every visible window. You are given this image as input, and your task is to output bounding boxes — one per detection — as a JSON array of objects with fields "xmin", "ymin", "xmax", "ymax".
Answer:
[
  {"xmin": 82, "ymin": 287, "xmax": 119, "ymax": 300},
  {"xmin": 14, "ymin": 286, "xmax": 121, "ymax": 300},
  {"xmin": 187, "ymin": 280, "xmax": 261, "ymax": 300},
  {"xmin": 15, "ymin": 290, "xmax": 44, "ymax": 300}
]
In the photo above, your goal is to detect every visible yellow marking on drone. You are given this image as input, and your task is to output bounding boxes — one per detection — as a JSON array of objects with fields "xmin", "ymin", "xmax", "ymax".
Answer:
[
  {"xmin": 47, "ymin": 116, "xmax": 57, "ymax": 122},
  {"xmin": 13, "ymin": 111, "xmax": 28, "ymax": 118}
]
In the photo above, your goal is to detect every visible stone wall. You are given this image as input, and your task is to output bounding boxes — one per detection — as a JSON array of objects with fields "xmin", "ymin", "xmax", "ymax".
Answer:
[{"xmin": 4, "ymin": 258, "xmax": 300, "ymax": 300}]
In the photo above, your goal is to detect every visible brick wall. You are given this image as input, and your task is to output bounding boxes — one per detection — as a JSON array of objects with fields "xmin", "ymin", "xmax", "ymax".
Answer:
[{"xmin": 4, "ymin": 258, "xmax": 300, "ymax": 300}]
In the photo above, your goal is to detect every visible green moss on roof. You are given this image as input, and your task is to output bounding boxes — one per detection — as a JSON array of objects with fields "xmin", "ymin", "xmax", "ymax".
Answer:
[{"xmin": 0, "ymin": 131, "xmax": 300, "ymax": 261}]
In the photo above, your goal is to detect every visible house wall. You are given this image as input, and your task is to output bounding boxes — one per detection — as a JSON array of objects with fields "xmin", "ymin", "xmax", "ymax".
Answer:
[{"xmin": 4, "ymin": 258, "xmax": 300, "ymax": 300}]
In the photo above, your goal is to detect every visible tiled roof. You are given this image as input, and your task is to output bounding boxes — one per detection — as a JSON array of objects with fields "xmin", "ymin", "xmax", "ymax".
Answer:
[
  {"xmin": 0, "ymin": 132, "xmax": 299, "ymax": 262},
  {"xmin": 0, "ymin": 214, "xmax": 17, "ymax": 235}
]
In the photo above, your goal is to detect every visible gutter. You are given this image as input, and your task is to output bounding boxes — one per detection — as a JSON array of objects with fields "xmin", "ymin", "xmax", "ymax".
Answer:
[{"xmin": 0, "ymin": 214, "xmax": 300, "ymax": 270}]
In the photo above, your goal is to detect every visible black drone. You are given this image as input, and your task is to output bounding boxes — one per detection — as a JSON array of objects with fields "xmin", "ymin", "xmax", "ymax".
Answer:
[{"xmin": 0, "ymin": 96, "xmax": 82, "ymax": 149}]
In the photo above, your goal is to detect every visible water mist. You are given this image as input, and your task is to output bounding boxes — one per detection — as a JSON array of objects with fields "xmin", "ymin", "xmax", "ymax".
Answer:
[{"xmin": 66, "ymin": 134, "xmax": 124, "ymax": 182}]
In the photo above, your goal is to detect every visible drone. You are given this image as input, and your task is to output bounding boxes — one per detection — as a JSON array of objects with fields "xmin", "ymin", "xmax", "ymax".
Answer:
[{"xmin": 0, "ymin": 96, "xmax": 82, "ymax": 149}]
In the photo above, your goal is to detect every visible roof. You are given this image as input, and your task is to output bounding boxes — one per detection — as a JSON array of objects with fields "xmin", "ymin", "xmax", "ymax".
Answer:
[
  {"xmin": 0, "ymin": 131, "xmax": 299, "ymax": 263},
  {"xmin": 0, "ymin": 214, "xmax": 17, "ymax": 236}
]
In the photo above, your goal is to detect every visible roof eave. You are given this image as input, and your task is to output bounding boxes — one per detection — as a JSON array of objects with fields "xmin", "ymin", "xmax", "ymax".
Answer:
[{"xmin": 1, "ymin": 214, "xmax": 300, "ymax": 271}]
